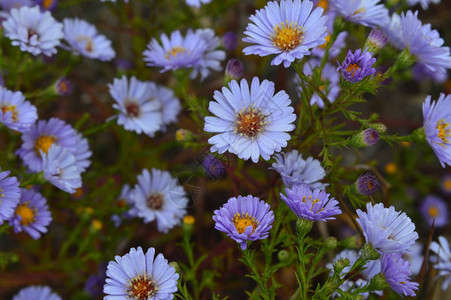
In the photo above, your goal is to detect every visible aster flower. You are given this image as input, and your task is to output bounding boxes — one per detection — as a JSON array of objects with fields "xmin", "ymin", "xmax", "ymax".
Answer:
[
  {"xmin": 441, "ymin": 174, "xmax": 451, "ymax": 195},
  {"xmin": 225, "ymin": 58, "xmax": 244, "ymax": 80},
  {"xmin": 354, "ymin": 172, "xmax": 381, "ymax": 195},
  {"xmin": 338, "ymin": 49, "xmax": 376, "ymax": 83},
  {"xmin": 143, "ymin": 30, "xmax": 208, "ymax": 73},
  {"xmin": 271, "ymin": 150, "xmax": 327, "ymax": 189},
  {"xmin": 0, "ymin": 86, "xmax": 38, "ymax": 133},
  {"xmin": 212, "ymin": 195, "xmax": 274, "ymax": 249},
  {"xmin": 54, "ymin": 77, "xmax": 73, "ymax": 96},
  {"xmin": 281, "ymin": 184, "xmax": 341, "ymax": 221},
  {"xmin": 62, "ymin": 18, "xmax": 115, "ymax": 61},
  {"xmin": 430, "ymin": 236, "xmax": 451, "ymax": 291},
  {"xmin": 42, "ymin": 144, "xmax": 82, "ymax": 193},
  {"xmin": 423, "ymin": 93, "xmax": 451, "ymax": 167},
  {"xmin": 356, "ymin": 203, "xmax": 418, "ymax": 254},
  {"xmin": 108, "ymin": 76, "xmax": 163, "ymax": 136},
  {"xmin": 381, "ymin": 253, "xmax": 419, "ymax": 296},
  {"xmin": 204, "ymin": 77, "xmax": 296, "ymax": 163},
  {"xmin": 331, "ymin": 0, "xmax": 389, "ymax": 28},
  {"xmin": 16, "ymin": 118, "xmax": 91, "ymax": 172},
  {"xmin": 202, "ymin": 154, "xmax": 225, "ymax": 178},
  {"xmin": 420, "ymin": 195, "xmax": 448, "ymax": 228},
  {"xmin": 132, "ymin": 168, "xmax": 188, "ymax": 233},
  {"xmin": 407, "ymin": 0, "xmax": 440, "ymax": 10},
  {"xmin": 9, "ymin": 189, "xmax": 51, "ymax": 239},
  {"xmin": 2, "ymin": 5, "xmax": 63, "ymax": 56},
  {"xmin": 185, "ymin": 0, "xmax": 211, "ymax": 7},
  {"xmin": 34, "ymin": 0, "xmax": 58, "ymax": 11},
  {"xmin": 0, "ymin": 170, "xmax": 20, "ymax": 225},
  {"xmin": 13, "ymin": 285, "xmax": 61, "ymax": 300},
  {"xmin": 349, "ymin": 128, "xmax": 380, "ymax": 147},
  {"xmin": 104, "ymin": 247, "xmax": 179, "ymax": 299},
  {"xmin": 243, "ymin": 0, "xmax": 328, "ymax": 68}
]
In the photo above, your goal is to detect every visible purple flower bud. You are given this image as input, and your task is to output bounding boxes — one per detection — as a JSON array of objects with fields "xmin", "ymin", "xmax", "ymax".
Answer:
[
  {"xmin": 365, "ymin": 29, "xmax": 387, "ymax": 54},
  {"xmin": 222, "ymin": 31, "xmax": 237, "ymax": 52},
  {"xmin": 202, "ymin": 154, "xmax": 225, "ymax": 179},
  {"xmin": 337, "ymin": 49, "xmax": 376, "ymax": 83},
  {"xmin": 355, "ymin": 172, "xmax": 381, "ymax": 196},
  {"xmin": 54, "ymin": 77, "xmax": 73, "ymax": 96},
  {"xmin": 225, "ymin": 58, "xmax": 244, "ymax": 80},
  {"xmin": 363, "ymin": 128, "xmax": 380, "ymax": 146}
]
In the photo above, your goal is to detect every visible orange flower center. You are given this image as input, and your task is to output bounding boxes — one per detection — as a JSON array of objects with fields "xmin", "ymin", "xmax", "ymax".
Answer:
[
  {"xmin": 235, "ymin": 107, "xmax": 267, "ymax": 138},
  {"xmin": 1, "ymin": 105, "xmax": 18, "ymax": 121},
  {"xmin": 232, "ymin": 212, "xmax": 258, "ymax": 234},
  {"xmin": 16, "ymin": 203, "xmax": 35, "ymax": 226},
  {"xmin": 35, "ymin": 135, "xmax": 56, "ymax": 155},
  {"xmin": 317, "ymin": 0, "xmax": 328, "ymax": 10},
  {"xmin": 346, "ymin": 63, "xmax": 360, "ymax": 77},
  {"xmin": 272, "ymin": 21, "xmax": 304, "ymax": 51},
  {"xmin": 43, "ymin": 0, "xmax": 53, "ymax": 8},
  {"xmin": 127, "ymin": 273, "xmax": 157, "ymax": 300},
  {"xmin": 428, "ymin": 206, "xmax": 438, "ymax": 218},
  {"xmin": 436, "ymin": 119, "xmax": 450, "ymax": 146},
  {"xmin": 165, "ymin": 46, "xmax": 187, "ymax": 59}
]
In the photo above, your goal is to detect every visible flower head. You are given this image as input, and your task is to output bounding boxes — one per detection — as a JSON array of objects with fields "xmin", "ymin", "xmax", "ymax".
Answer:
[
  {"xmin": 0, "ymin": 86, "xmax": 38, "ymax": 133},
  {"xmin": 225, "ymin": 58, "xmax": 244, "ymax": 80},
  {"xmin": 355, "ymin": 172, "xmax": 381, "ymax": 195},
  {"xmin": 131, "ymin": 168, "xmax": 188, "ymax": 233},
  {"xmin": 0, "ymin": 170, "xmax": 20, "ymax": 225},
  {"xmin": 280, "ymin": 184, "xmax": 341, "ymax": 221},
  {"xmin": 13, "ymin": 285, "xmax": 61, "ymax": 300},
  {"xmin": 54, "ymin": 77, "xmax": 73, "ymax": 96},
  {"xmin": 204, "ymin": 77, "xmax": 296, "ymax": 163},
  {"xmin": 202, "ymin": 154, "xmax": 225, "ymax": 179},
  {"xmin": 430, "ymin": 236, "xmax": 451, "ymax": 291},
  {"xmin": 213, "ymin": 195, "xmax": 274, "ymax": 249},
  {"xmin": 271, "ymin": 150, "xmax": 327, "ymax": 189},
  {"xmin": 420, "ymin": 195, "xmax": 448, "ymax": 228},
  {"xmin": 423, "ymin": 93, "xmax": 451, "ymax": 167},
  {"xmin": 243, "ymin": 0, "xmax": 328, "ymax": 68},
  {"xmin": 338, "ymin": 49, "xmax": 376, "ymax": 83},
  {"xmin": 381, "ymin": 253, "xmax": 419, "ymax": 296},
  {"xmin": 104, "ymin": 247, "xmax": 179, "ymax": 299},
  {"xmin": 9, "ymin": 189, "xmax": 51, "ymax": 239},
  {"xmin": 356, "ymin": 203, "xmax": 418, "ymax": 254},
  {"xmin": 2, "ymin": 5, "xmax": 63, "ymax": 56},
  {"xmin": 331, "ymin": 0, "xmax": 389, "ymax": 28}
]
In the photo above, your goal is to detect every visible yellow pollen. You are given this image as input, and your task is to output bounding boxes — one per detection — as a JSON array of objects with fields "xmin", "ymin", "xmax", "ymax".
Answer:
[
  {"xmin": 127, "ymin": 273, "xmax": 158, "ymax": 299},
  {"xmin": 428, "ymin": 206, "xmax": 438, "ymax": 218},
  {"xmin": 232, "ymin": 212, "xmax": 258, "ymax": 235},
  {"xmin": 15, "ymin": 203, "xmax": 35, "ymax": 226},
  {"xmin": 436, "ymin": 119, "xmax": 450, "ymax": 146},
  {"xmin": 346, "ymin": 63, "xmax": 360, "ymax": 77},
  {"xmin": 317, "ymin": 0, "xmax": 328, "ymax": 10},
  {"xmin": 35, "ymin": 135, "xmax": 56, "ymax": 155},
  {"xmin": 1, "ymin": 105, "xmax": 18, "ymax": 121},
  {"xmin": 272, "ymin": 21, "xmax": 304, "ymax": 51},
  {"xmin": 235, "ymin": 106, "xmax": 267, "ymax": 139},
  {"xmin": 165, "ymin": 46, "xmax": 187, "ymax": 59},
  {"xmin": 319, "ymin": 34, "xmax": 330, "ymax": 49}
]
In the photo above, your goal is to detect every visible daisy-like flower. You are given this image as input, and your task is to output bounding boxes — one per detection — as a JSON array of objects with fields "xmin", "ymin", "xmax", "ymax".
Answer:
[
  {"xmin": 356, "ymin": 203, "xmax": 418, "ymax": 254},
  {"xmin": 204, "ymin": 77, "xmax": 296, "ymax": 163},
  {"xmin": 2, "ymin": 5, "xmax": 63, "ymax": 56},
  {"xmin": 212, "ymin": 195, "xmax": 274, "ymax": 250},
  {"xmin": 420, "ymin": 195, "xmax": 448, "ymax": 228},
  {"xmin": 407, "ymin": 0, "xmax": 440, "ymax": 10},
  {"xmin": 132, "ymin": 168, "xmax": 188, "ymax": 233},
  {"xmin": 423, "ymin": 93, "xmax": 451, "ymax": 167},
  {"xmin": 143, "ymin": 30, "xmax": 208, "ymax": 73},
  {"xmin": 9, "ymin": 189, "xmax": 51, "ymax": 239},
  {"xmin": 0, "ymin": 86, "xmax": 38, "ymax": 133},
  {"xmin": 148, "ymin": 82, "xmax": 181, "ymax": 133},
  {"xmin": 104, "ymin": 247, "xmax": 179, "ymax": 299},
  {"xmin": 400, "ymin": 11, "xmax": 451, "ymax": 74},
  {"xmin": 381, "ymin": 253, "xmax": 419, "ymax": 296},
  {"xmin": 13, "ymin": 285, "xmax": 61, "ymax": 300},
  {"xmin": 62, "ymin": 18, "xmax": 115, "ymax": 61},
  {"xmin": 280, "ymin": 184, "xmax": 341, "ymax": 221},
  {"xmin": 0, "ymin": 170, "xmax": 20, "ymax": 225},
  {"xmin": 338, "ymin": 49, "xmax": 376, "ymax": 83},
  {"xmin": 331, "ymin": 0, "xmax": 389, "ymax": 28},
  {"xmin": 441, "ymin": 174, "xmax": 451, "ymax": 195},
  {"xmin": 185, "ymin": 0, "xmax": 212, "ymax": 7},
  {"xmin": 189, "ymin": 28, "xmax": 226, "ymax": 81},
  {"xmin": 430, "ymin": 236, "xmax": 451, "ymax": 291},
  {"xmin": 271, "ymin": 150, "xmax": 327, "ymax": 189},
  {"xmin": 16, "ymin": 118, "xmax": 91, "ymax": 172},
  {"xmin": 108, "ymin": 76, "xmax": 163, "ymax": 136},
  {"xmin": 42, "ymin": 144, "xmax": 82, "ymax": 193},
  {"xmin": 243, "ymin": 0, "xmax": 328, "ymax": 68}
]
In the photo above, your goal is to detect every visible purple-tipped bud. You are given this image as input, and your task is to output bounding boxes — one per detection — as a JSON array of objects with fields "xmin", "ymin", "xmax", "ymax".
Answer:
[
  {"xmin": 202, "ymin": 154, "xmax": 225, "ymax": 179},
  {"xmin": 355, "ymin": 173, "xmax": 381, "ymax": 196},
  {"xmin": 54, "ymin": 77, "xmax": 73, "ymax": 96},
  {"xmin": 337, "ymin": 49, "xmax": 376, "ymax": 83},
  {"xmin": 222, "ymin": 31, "xmax": 238, "ymax": 52},
  {"xmin": 364, "ymin": 29, "xmax": 387, "ymax": 54},
  {"xmin": 363, "ymin": 128, "xmax": 380, "ymax": 146},
  {"xmin": 225, "ymin": 58, "xmax": 244, "ymax": 80}
]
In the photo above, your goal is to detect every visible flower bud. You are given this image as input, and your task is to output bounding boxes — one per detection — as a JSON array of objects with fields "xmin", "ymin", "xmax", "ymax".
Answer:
[
  {"xmin": 333, "ymin": 257, "xmax": 350, "ymax": 274},
  {"xmin": 354, "ymin": 172, "xmax": 381, "ymax": 196},
  {"xmin": 225, "ymin": 58, "xmax": 244, "ymax": 80},
  {"xmin": 169, "ymin": 261, "xmax": 180, "ymax": 273},
  {"xmin": 324, "ymin": 237, "xmax": 338, "ymax": 250},
  {"xmin": 364, "ymin": 29, "xmax": 387, "ymax": 55},
  {"xmin": 348, "ymin": 128, "xmax": 379, "ymax": 147},
  {"xmin": 366, "ymin": 273, "xmax": 388, "ymax": 291},
  {"xmin": 370, "ymin": 123, "xmax": 387, "ymax": 133},
  {"xmin": 175, "ymin": 129, "xmax": 194, "ymax": 142},
  {"xmin": 278, "ymin": 250, "xmax": 290, "ymax": 262},
  {"xmin": 360, "ymin": 243, "xmax": 380, "ymax": 261},
  {"xmin": 202, "ymin": 154, "xmax": 225, "ymax": 179},
  {"xmin": 183, "ymin": 215, "xmax": 195, "ymax": 231},
  {"xmin": 296, "ymin": 218, "xmax": 313, "ymax": 238}
]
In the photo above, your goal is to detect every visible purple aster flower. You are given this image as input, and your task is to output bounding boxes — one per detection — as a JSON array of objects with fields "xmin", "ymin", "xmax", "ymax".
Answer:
[
  {"xmin": 34, "ymin": 0, "xmax": 58, "ymax": 11},
  {"xmin": 62, "ymin": 18, "xmax": 115, "ymax": 61},
  {"xmin": 420, "ymin": 195, "xmax": 448, "ymax": 228},
  {"xmin": 412, "ymin": 62, "xmax": 448, "ymax": 84},
  {"xmin": 363, "ymin": 128, "xmax": 380, "ymax": 146},
  {"xmin": 204, "ymin": 77, "xmax": 296, "ymax": 163},
  {"xmin": 16, "ymin": 118, "xmax": 91, "ymax": 172},
  {"xmin": 54, "ymin": 77, "xmax": 73, "ymax": 96},
  {"xmin": 13, "ymin": 285, "xmax": 61, "ymax": 300},
  {"xmin": 104, "ymin": 247, "xmax": 179, "ymax": 299},
  {"xmin": 143, "ymin": 30, "xmax": 208, "ymax": 73},
  {"xmin": 9, "ymin": 189, "xmax": 51, "ymax": 239},
  {"xmin": 423, "ymin": 93, "xmax": 451, "ymax": 167},
  {"xmin": 148, "ymin": 82, "xmax": 181, "ymax": 133},
  {"xmin": 441, "ymin": 174, "xmax": 451, "ymax": 195},
  {"xmin": 131, "ymin": 168, "xmax": 188, "ymax": 233},
  {"xmin": 271, "ymin": 150, "xmax": 327, "ymax": 189},
  {"xmin": 338, "ymin": 49, "xmax": 376, "ymax": 82},
  {"xmin": 400, "ymin": 11, "xmax": 451, "ymax": 74},
  {"xmin": 355, "ymin": 172, "xmax": 381, "ymax": 195},
  {"xmin": 0, "ymin": 86, "xmax": 38, "ymax": 133},
  {"xmin": 407, "ymin": 0, "xmax": 440, "ymax": 10},
  {"xmin": 185, "ymin": 0, "xmax": 211, "ymax": 7},
  {"xmin": 190, "ymin": 28, "xmax": 226, "ymax": 81},
  {"xmin": 2, "ymin": 5, "xmax": 63, "ymax": 56},
  {"xmin": 225, "ymin": 58, "xmax": 244, "ymax": 80},
  {"xmin": 108, "ymin": 76, "xmax": 163, "ymax": 136},
  {"xmin": 331, "ymin": 0, "xmax": 389, "ymax": 28},
  {"xmin": 243, "ymin": 0, "xmax": 328, "ymax": 68},
  {"xmin": 202, "ymin": 154, "xmax": 225, "ymax": 178},
  {"xmin": 365, "ymin": 29, "xmax": 387, "ymax": 53},
  {"xmin": 430, "ymin": 236, "xmax": 451, "ymax": 291},
  {"xmin": 222, "ymin": 31, "xmax": 238, "ymax": 52},
  {"xmin": 381, "ymin": 253, "xmax": 419, "ymax": 296},
  {"xmin": 356, "ymin": 203, "xmax": 419, "ymax": 254},
  {"xmin": 213, "ymin": 195, "xmax": 274, "ymax": 250},
  {"xmin": 42, "ymin": 144, "xmax": 82, "ymax": 193},
  {"xmin": 280, "ymin": 184, "xmax": 341, "ymax": 221},
  {"xmin": 0, "ymin": 170, "xmax": 20, "ymax": 225}
]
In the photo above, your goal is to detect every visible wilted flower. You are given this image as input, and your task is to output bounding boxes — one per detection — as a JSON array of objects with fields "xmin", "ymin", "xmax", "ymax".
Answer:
[
  {"xmin": 0, "ymin": 86, "xmax": 38, "ymax": 133},
  {"xmin": 381, "ymin": 253, "xmax": 419, "ymax": 297},
  {"xmin": 420, "ymin": 195, "xmax": 448, "ymax": 228},
  {"xmin": 430, "ymin": 236, "xmax": 451, "ymax": 291},
  {"xmin": 331, "ymin": 0, "xmax": 389, "ymax": 28},
  {"xmin": 0, "ymin": 170, "xmax": 20, "ymax": 225},
  {"xmin": 338, "ymin": 49, "xmax": 376, "ymax": 83},
  {"xmin": 13, "ymin": 285, "xmax": 61, "ymax": 300}
]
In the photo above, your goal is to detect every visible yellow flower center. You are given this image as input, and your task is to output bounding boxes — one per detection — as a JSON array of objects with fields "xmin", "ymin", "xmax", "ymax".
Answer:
[
  {"xmin": 232, "ymin": 212, "xmax": 258, "ymax": 234},
  {"xmin": 346, "ymin": 63, "xmax": 360, "ymax": 77},
  {"xmin": 428, "ymin": 206, "xmax": 438, "ymax": 218},
  {"xmin": 1, "ymin": 105, "xmax": 18, "ymax": 121},
  {"xmin": 319, "ymin": 34, "xmax": 330, "ymax": 49},
  {"xmin": 235, "ymin": 106, "xmax": 267, "ymax": 139},
  {"xmin": 436, "ymin": 119, "xmax": 450, "ymax": 146},
  {"xmin": 127, "ymin": 273, "xmax": 158, "ymax": 300},
  {"xmin": 165, "ymin": 46, "xmax": 187, "ymax": 59},
  {"xmin": 0, "ymin": 187, "xmax": 4, "ymax": 199},
  {"xmin": 43, "ymin": 0, "xmax": 53, "ymax": 8},
  {"xmin": 302, "ymin": 195, "xmax": 323, "ymax": 213},
  {"xmin": 272, "ymin": 21, "xmax": 304, "ymax": 51},
  {"xmin": 385, "ymin": 162, "xmax": 398, "ymax": 174},
  {"xmin": 443, "ymin": 179, "xmax": 451, "ymax": 191},
  {"xmin": 317, "ymin": 0, "xmax": 328, "ymax": 10},
  {"xmin": 35, "ymin": 135, "xmax": 56, "ymax": 155},
  {"xmin": 15, "ymin": 203, "xmax": 35, "ymax": 226}
]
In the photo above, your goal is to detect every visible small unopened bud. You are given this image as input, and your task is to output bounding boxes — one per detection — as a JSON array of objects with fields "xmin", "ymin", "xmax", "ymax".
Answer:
[
  {"xmin": 296, "ymin": 218, "xmax": 313, "ymax": 238},
  {"xmin": 169, "ymin": 261, "xmax": 180, "ymax": 273},
  {"xmin": 183, "ymin": 215, "xmax": 195, "ymax": 231},
  {"xmin": 175, "ymin": 129, "xmax": 194, "ymax": 142},
  {"xmin": 354, "ymin": 172, "xmax": 381, "ymax": 196},
  {"xmin": 202, "ymin": 154, "xmax": 225, "ymax": 179},
  {"xmin": 333, "ymin": 257, "xmax": 350, "ymax": 274},
  {"xmin": 364, "ymin": 29, "xmax": 387, "ymax": 55},
  {"xmin": 360, "ymin": 243, "xmax": 380, "ymax": 261},
  {"xmin": 324, "ymin": 237, "xmax": 338, "ymax": 250},
  {"xmin": 370, "ymin": 123, "xmax": 387, "ymax": 133},
  {"xmin": 54, "ymin": 77, "xmax": 73, "ymax": 96},
  {"xmin": 225, "ymin": 58, "xmax": 244, "ymax": 80},
  {"xmin": 341, "ymin": 235, "xmax": 360, "ymax": 249},
  {"xmin": 278, "ymin": 250, "xmax": 290, "ymax": 262},
  {"xmin": 409, "ymin": 127, "xmax": 425, "ymax": 143},
  {"xmin": 349, "ymin": 128, "xmax": 379, "ymax": 147},
  {"xmin": 366, "ymin": 273, "xmax": 388, "ymax": 291}
]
